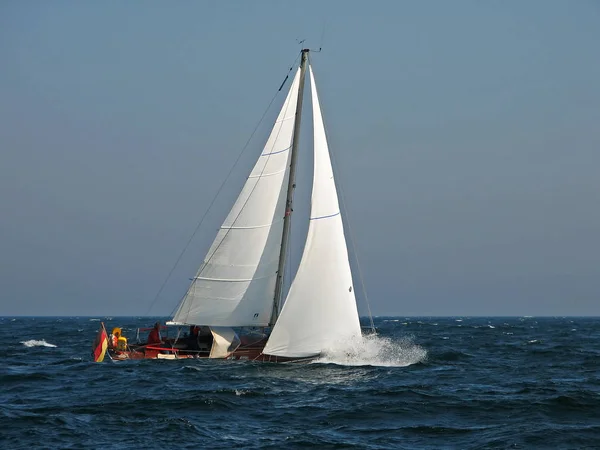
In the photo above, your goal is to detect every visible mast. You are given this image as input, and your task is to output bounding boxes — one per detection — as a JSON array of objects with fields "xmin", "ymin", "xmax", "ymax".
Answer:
[{"xmin": 270, "ymin": 49, "xmax": 309, "ymax": 326}]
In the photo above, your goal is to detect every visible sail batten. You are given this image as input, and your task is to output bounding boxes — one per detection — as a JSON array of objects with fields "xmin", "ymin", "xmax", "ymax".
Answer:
[
  {"xmin": 263, "ymin": 64, "xmax": 361, "ymax": 358},
  {"xmin": 170, "ymin": 68, "xmax": 302, "ymax": 327}
]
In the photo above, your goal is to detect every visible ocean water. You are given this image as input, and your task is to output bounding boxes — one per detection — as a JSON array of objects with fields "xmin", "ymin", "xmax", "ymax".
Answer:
[{"xmin": 1, "ymin": 316, "xmax": 599, "ymax": 449}]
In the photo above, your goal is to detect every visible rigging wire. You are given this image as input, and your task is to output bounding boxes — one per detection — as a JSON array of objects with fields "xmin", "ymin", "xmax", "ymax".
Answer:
[
  {"xmin": 147, "ymin": 52, "xmax": 302, "ymax": 317},
  {"xmin": 318, "ymin": 17, "xmax": 328, "ymax": 52},
  {"xmin": 309, "ymin": 57, "xmax": 377, "ymax": 334}
]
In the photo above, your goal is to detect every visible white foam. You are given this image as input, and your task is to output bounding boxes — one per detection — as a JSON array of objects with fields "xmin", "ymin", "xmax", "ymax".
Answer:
[
  {"xmin": 21, "ymin": 339, "xmax": 57, "ymax": 348},
  {"xmin": 315, "ymin": 334, "xmax": 427, "ymax": 367}
]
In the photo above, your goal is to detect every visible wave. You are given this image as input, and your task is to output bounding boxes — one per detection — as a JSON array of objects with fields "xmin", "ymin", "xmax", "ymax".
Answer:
[
  {"xmin": 21, "ymin": 340, "xmax": 57, "ymax": 348},
  {"xmin": 315, "ymin": 334, "xmax": 427, "ymax": 367},
  {"xmin": 436, "ymin": 350, "xmax": 473, "ymax": 361},
  {"xmin": 1, "ymin": 372, "xmax": 55, "ymax": 383}
]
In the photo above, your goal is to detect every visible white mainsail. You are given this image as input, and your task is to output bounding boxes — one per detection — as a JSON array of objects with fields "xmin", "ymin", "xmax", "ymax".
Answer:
[
  {"xmin": 263, "ymin": 65, "xmax": 361, "ymax": 358},
  {"xmin": 171, "ymin": 68, "xmax": 301, "ymax": 327}
]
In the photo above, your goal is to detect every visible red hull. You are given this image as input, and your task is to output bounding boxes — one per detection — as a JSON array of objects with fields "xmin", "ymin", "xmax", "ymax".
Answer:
[
  {"xmin": 100, "ymin": 328, "xmax": 316, "ymax": 363},
  {"xmin": 107, "ymin": 342, "xmax": 315, "ymax": 363}
]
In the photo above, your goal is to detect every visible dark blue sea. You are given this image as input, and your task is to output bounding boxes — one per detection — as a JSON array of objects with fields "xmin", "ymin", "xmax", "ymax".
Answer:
[{"xmin": 1, "ymin": 317, "xmax": 599, "ymax": 449}]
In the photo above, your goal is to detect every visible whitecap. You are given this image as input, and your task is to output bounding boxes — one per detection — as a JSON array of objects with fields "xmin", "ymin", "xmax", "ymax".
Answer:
[
  {"xmin": 315, "ymin": 334, "xmax": 427, "ymax": 367},
  {"xmin": 21, "ymin": 340, "xmax": 57, "ymax": 348}
]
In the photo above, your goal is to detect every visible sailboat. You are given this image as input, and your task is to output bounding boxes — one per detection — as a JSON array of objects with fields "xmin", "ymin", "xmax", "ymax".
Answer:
[{"xmin": 93, "ymin": 49, "xmax": 366, "ymax": 363}]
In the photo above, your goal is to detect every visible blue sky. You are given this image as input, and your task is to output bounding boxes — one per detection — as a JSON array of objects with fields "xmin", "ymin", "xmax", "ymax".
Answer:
[{"xmin": 1, "ymin": 1, "xmax": 599, "ymax": 316}]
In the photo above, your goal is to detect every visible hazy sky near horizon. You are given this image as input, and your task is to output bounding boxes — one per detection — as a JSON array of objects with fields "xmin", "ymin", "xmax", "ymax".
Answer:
[{"xmin": 1, "ymin": 1, "xmax": 599, "ymax": 316}]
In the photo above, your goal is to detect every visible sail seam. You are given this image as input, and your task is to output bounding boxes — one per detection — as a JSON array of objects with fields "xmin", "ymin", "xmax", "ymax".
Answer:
[
  {"xmin": 194, "ymin": 275, "xmax": 275, "ymax": 282},
  {"xmin": 261, "ymin": 146, "xmax": 291, "ymax": 157},
  {"xmin": 220, "ymin": 219, "xmax": 283, "ymax": 230},
  {"xmin": 309, "ymin": 211, "xmax": 340, "ymax": 221},
  {"xmin": 248, "ymin": 168, "xmax": 286, "ymax": 179},
  {"xmin": 275, "ymin": 116, "xmax": 295, "ymax": 124}
]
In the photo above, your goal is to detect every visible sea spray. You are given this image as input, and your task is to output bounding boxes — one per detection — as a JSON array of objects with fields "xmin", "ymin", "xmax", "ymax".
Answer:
[
  {"xmin": 316, "ymin": 333, "xmax": 427, "ymax": 367},
  {"xmin": 21, "ymin": 339, "xmax": 57, "ymax": 348}
]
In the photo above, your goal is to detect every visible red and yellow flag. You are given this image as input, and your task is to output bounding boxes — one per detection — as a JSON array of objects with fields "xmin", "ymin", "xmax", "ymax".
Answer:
[{"xmin": 92, "ymin": 323, "xmax": 109, "ymax": 362}]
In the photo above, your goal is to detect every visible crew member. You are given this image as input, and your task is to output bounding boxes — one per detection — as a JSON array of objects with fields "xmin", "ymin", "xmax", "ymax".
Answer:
[
  {"xmin": 147, "ymin": 322, "xmax": 162, "ymax": 345},
  {"xmin": 110, "ymin": 329, "xmax": 120, "ymax": 348}
]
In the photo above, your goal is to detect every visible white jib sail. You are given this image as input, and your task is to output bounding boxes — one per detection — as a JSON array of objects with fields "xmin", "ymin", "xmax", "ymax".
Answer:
[
  {"xmin": 264, "ymin": 65, "xmax": 361, "ymax": 358},
  {"xmin": 171, "ymin": 68, "xmax": 301, "ymax": 327}
]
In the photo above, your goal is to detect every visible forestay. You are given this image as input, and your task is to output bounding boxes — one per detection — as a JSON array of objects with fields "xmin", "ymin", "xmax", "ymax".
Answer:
[
  {"xmin": 264, "ymin": 65, "xmax": 361, "ymax": 358},
  {"xmin": 171, "ymin": 68, "xmax": 301, "ymax": 327}
]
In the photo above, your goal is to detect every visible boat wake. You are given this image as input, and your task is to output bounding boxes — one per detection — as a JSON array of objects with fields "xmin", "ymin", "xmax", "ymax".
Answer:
[
  {"xmin": 315, "ymin": 334, "xmax": 427, "ymax": 367},
  {"xmin": 21, "ymin": 339, "xmax": 57, "ymax": 348}
]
